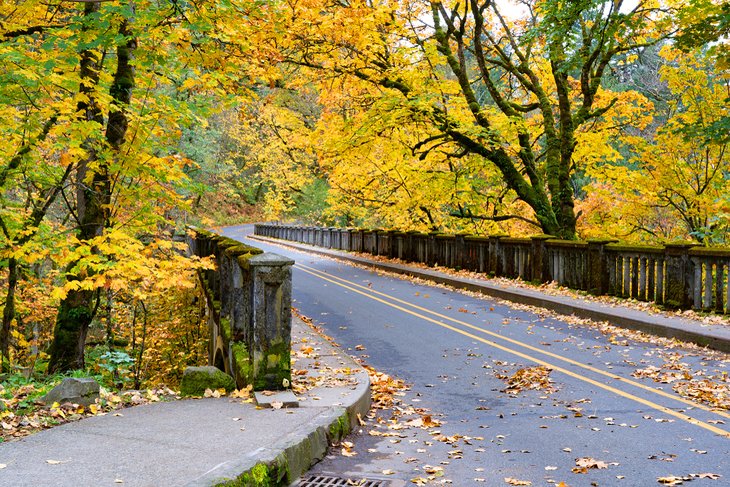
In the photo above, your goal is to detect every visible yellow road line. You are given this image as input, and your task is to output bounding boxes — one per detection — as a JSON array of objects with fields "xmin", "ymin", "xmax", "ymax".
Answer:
[
  {"xmin": 297, "ymin": 262, "xmax": 730, "ymax": 420},
  {"xmin": 295, "ymin": 265, "xmax": 730, "ymax": 438}
]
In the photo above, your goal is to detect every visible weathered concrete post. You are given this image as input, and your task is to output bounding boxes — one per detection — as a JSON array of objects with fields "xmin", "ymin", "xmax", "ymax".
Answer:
[
  {"xmin": 663, "ymin": 243, "xmax": 698, "ymax": 309},
  {"xmin": 454, "ymin": 234, "xmax": 466, "ymax": 270},
  {"xmin": 247, "ymin": 253, "xmax": 295, "ymax": 391},
  {"xmin": 488, "ymin": 234, "xmax": 506, "ymax": 276},
  {"xmin": 427, "ymin": 232, "xmax": 440, "ymax": 267},
  {"xmin": 530, "ymin": 235, "xmax": 553, "ymax": 283},
  {"xmin": 587, "ymin": 239, "xmax": 618, "ymax": 295}
]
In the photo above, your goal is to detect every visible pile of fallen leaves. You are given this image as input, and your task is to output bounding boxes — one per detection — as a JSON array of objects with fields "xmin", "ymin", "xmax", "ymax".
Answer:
[
  {"xmin": 632, "ymin": 354, "xmax": 730, "ymax": 410},
  {"xmin": 497, "ymin": 365, "xmax": 556, "ymax": 395},
  {"xmin": 0, "ymin": 383, "xmax": 178, "ymax": 441},
  {"xmin": 365, "ymin": 364, "xmax": 410, "ymax": 410},
  {"xmin": 571, "ymin": 456, "xmax": 614, "ymax": 474}
]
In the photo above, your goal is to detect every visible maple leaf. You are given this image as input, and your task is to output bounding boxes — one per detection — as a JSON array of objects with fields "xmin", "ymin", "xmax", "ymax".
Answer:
[
  {"xmin": 657, "ymin": 475, "xmax": 691, "ymax": 485},
  {"xmin": 504, "ymin": 478, "xmax": 532, "ymax": 486},
  {"xmin": 572, "ymin": 457, "xmax": 610, "ymax": 473},
  {"xmin": 692, "ymin": 473, "xmax": 721, "ymax": 479}
]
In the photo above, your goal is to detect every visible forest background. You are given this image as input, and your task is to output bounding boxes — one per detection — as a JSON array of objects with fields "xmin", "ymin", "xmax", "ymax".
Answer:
[{"xmin": 0, "ymin": 0, "xmax": 727, "ymax": 393}]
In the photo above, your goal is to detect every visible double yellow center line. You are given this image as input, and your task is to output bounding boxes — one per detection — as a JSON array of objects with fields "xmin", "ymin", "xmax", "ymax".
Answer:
[{"xmin": 295, "ymin": 262, "xmax": 730, "ymax": 438}]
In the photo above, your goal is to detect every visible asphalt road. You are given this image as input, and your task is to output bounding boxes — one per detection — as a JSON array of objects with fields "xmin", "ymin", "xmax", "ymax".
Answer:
[{"xmin": 222, "ymin": 224, "xmax": 730, "ymax": 486}]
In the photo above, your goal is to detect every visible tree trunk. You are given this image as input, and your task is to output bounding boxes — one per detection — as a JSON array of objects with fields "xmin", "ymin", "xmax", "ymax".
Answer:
[
  {"xmin": 1, "ymin": 257, "xmax": 18, "ymax": 368},
  {"xmin": 49, "ymin": 6, "xmax": 135, "ymax": 373}
]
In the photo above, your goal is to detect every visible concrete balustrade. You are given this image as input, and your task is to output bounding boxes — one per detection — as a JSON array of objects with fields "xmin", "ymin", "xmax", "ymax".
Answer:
[
  {"xmin": 188, "ymin": 228, "xmax": 294, "ymax": 391},
  {"xmin": 255, "ymin": 224, "xmax": 730, "ymax": 314}
]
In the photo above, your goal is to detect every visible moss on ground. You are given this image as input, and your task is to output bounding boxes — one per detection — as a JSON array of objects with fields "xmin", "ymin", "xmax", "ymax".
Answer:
[
  {"xmin": 327, "ymin": 412, "xmax": 350, "ymax": 442},
  {"xmin": 216, "ymin": 461, "xmax": 287, "ymax": 486},
  {"xmin": 180, "ymin": 367, "xmax": 236, "ymax": 396}
]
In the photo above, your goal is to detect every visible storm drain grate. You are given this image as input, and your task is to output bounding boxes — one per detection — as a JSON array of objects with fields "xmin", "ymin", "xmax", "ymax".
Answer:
[{"xmin": 294, "ymin": 475, "xmax": 390, "ymax": 487}]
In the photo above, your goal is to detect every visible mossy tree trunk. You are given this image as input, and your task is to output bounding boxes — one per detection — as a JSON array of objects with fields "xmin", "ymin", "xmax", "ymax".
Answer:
[{"xmin": 48, "ymin": 8, "xmax": 136, "ymax": 373}]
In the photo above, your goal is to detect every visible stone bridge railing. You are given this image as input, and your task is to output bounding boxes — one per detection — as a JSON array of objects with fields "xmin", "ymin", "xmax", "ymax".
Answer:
[
  {"xmin": 254, "ymin": 224, "xmax": 730, "ymax": 315},
  {"xmin": 187, "ymin": 228, "xmax": 294, "ymax": 391}
]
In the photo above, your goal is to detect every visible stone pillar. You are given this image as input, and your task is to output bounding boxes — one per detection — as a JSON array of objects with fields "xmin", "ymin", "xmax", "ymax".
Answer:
[
  {"xmin": 587, "ymin": 239, "xmax": 617, "ymax": 295},
  {"xmin": 247, "ymin": 253, "xmax": 295, "ymax": 391},
  {"xmin": 663, "ymin": 243, "xmax": 698, "ymax": 309},
  {"xmin": 219, "ymin": 251, "xmax": 233, "ymax": 319},
  {"xmin": 404, "ymin": 232, "xmax": 416, "ymax": 262},
  {"xmin": 530, "ymin": 235, "xmax": 554, "ymax": 283},
  {"xmin": 230, "ymin": 257, "xmax": 251, "ymax": 344},
  {"xmin": 488, "ymin": 235, "xmax": 506, "ymax": 276},
  {"xmin": 454, "ymin": 234, "xmax": 466, "ymax": 270},
  {"xmin": 427, "ymin": 232, "xmax": 440, "ymax": 267}
]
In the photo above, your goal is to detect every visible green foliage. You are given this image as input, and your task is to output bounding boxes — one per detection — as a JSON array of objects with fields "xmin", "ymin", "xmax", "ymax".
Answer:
[
  {"xmin": 96, "ymin": 350, "xmax": 135, "ymax": 385},
  {"xmin": 286, "ymin": 178, "xmax": 332, "ymax": 225}
]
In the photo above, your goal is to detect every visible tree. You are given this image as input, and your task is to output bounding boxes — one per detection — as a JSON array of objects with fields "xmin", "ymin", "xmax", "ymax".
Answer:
[
  {"xmin": 582, "ymin": 46, "xmax": 729, "ymax": 243},
  {"xmin": 675, "ymin": 0, "xmax": 730, "ymax": 144},
  {"xmin": 1, "ymin": 0, "xmax": 270, "ymax": 372},
  {"xmin": 273, "ymin": 0, "xmax": 675, "ymax": 238}
]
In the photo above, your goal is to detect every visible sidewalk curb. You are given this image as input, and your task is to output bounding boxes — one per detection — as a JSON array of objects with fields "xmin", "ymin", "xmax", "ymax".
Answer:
[
  {"xmin": 251, "ymin": 235, "xmax": 730, "ymax": 354},
  {"xmin": 187, "ymin": 324, "xmax": 371, "ymax": 486}
]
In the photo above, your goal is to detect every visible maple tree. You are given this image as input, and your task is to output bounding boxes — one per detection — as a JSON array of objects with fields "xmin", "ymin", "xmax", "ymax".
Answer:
[
  {"xmin": 270, "ymin": 0, "xmax": 677, "ymax": 238},
  {"xmin": 0, "ymin": 0, "xmax": 269, "ymax": 373},
  {"xmin": 580, "ymin": 46, "xmax": 729, "ymax": 243}
]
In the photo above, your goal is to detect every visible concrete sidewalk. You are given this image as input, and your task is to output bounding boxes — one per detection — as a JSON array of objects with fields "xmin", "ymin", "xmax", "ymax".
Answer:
[
  {"xmin": 251, "ymin": 235, "xmax": 730, "ymax": 354},
  {"xmin": 0, "ymin": 318, "xmax": 371, "ymax": 487}
]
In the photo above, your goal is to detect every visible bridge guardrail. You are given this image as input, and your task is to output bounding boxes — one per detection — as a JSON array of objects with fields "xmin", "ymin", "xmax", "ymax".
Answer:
[{"xmin": 254, "ymin": 224, "xmax": 730, "ymax": 315}]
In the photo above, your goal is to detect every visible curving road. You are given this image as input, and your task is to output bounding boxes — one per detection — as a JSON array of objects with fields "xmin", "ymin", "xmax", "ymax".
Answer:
[{"xmin": 222, "ymin": 224, "xmax": 730, "ymax": 486}]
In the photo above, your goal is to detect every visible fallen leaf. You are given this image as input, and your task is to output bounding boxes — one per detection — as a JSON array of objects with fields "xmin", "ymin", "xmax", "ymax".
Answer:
[
  {"xmin": 657, "ymin": 475, "xmax": 691, "ymax": 485},
  {"xmin": 46, "ymin": 460, "xmax": 63, "ymax": 465},
  {"xmin": 504, "ymin": 478, "xmax": 532, "ymax": 486},
  {"xmin": 382, "ymin": 469, "xmax": 396, "ymax": 475},
  {"xmin": 692, "ymin": 473, "xmax": 721, "ymax": 479},
  {"xmin": 572, "ymin": 457, "xmax": 609, "ymax": 473}
]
